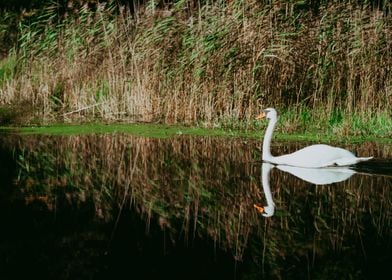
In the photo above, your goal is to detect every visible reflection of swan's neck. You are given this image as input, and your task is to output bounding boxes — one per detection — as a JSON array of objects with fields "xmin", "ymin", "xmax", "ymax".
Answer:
[
  {"xmin": 257, "ymin": 163, "xmax": 275, "ymax": 218},
  {"xmin": 263, "ymin": 117, "xmax": 277, "ymax": 161},
  {"xmin": 262, "ymin": 163, "xmax": 275, "ymax": 208}
]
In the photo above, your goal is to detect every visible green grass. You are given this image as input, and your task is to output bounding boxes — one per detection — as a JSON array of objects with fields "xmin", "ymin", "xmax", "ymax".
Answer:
[
  {"xmin": 1, "ymin": 122, "xmax": 391, "ymax": 144},
  {"xmin": 0, "ymin": 55, "xmax": 17, "ymax": 86},
  {"xmin": 0, "ymin": 123, "xmax": 246, "ymax": 138}
]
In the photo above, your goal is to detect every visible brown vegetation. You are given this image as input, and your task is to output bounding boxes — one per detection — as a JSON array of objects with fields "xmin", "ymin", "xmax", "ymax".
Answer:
[{"xmin": 0, "ymin": 1, "xmax": 391, "ymax": 132}]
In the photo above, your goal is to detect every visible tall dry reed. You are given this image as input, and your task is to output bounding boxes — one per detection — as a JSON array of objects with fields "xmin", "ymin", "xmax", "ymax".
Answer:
[{"xmin": 0, "ymin": 1, "xmax": 391, "ymax": 130}]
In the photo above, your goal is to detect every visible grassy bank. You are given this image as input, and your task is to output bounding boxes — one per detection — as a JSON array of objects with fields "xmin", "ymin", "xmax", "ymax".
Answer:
[
  {"xmin": 0, "ymin": 1, "xmax": 391, "ymax": 137},
  {"xmin": 1, "ymin": 122, "xmax": 391, "ymax": 144}
]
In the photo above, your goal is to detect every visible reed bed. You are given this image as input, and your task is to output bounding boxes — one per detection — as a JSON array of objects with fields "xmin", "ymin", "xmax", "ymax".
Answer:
[{"xmin": 0, "ymin": 1, "xmax": 391, "ymax": 135}]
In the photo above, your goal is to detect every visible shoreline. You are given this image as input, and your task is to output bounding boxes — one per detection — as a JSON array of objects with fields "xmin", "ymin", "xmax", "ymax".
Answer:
[{"xmin": 1, "ymin": 122, "xmax": 391, "ymax": 144}]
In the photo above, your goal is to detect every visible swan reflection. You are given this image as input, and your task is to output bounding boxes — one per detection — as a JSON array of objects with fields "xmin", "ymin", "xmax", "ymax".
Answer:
[
  {"xmin": 254, "ymin": 163, "xmax": 276, "ymax": 217},
  {"xmin": 254, "ymin": 163, "xmax": 357, "ymax": 217},
  {"xmin": 276, "ymin": 165, "xmax": 356, "ymax": 185}
]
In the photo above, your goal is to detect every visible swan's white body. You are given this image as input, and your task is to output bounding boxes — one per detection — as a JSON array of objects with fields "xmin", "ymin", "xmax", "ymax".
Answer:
[{"xmin": 259, "ymin": 108, "xmax": 372, "ymax": 168}]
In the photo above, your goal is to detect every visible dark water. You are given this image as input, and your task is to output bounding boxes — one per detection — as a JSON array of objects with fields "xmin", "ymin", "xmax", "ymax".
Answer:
[{"xmin": 0, "ymin": 133, "xmax": 391, "ymax": 279}]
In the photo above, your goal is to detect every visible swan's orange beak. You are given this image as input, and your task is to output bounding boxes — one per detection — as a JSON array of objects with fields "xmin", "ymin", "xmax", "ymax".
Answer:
[
  {"xmin": 256, "ymin": 112, "xmax": 266, "ymax": 120},
  {"xmin": 253, "ymin": 204, "xmax": 265, "ymax": 213}
]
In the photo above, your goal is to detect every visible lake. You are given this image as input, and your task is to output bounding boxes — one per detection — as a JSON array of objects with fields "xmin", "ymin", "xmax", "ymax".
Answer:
[{"xmin": 0, "ymin": 133, "xmax": 391, "ymax": 279}]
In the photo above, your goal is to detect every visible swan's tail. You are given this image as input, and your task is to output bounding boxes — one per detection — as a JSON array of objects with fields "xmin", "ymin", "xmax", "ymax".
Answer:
[{"xmin": 356, "ymin": 156, "xmax": 373, "ymax": 163}]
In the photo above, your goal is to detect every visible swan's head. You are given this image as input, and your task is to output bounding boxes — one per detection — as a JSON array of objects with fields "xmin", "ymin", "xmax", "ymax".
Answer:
[
  {"xmin": 256, "ymin": 108, "xmax": 277, "ymax": 121},
  {"xmin": 254, "ymin": 204, "xmax": 275, "ymax": 218}
]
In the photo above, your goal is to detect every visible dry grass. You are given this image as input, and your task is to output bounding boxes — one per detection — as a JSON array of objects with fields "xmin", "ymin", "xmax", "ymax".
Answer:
[{"xmin": 0, "ymin": 1, "xmax": 391, "ymax": 130}]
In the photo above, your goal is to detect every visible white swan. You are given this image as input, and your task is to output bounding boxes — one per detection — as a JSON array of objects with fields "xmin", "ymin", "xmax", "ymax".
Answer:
[{"xmin": 257, "ymin": 108, "xmax": 372, "ymax": 168}]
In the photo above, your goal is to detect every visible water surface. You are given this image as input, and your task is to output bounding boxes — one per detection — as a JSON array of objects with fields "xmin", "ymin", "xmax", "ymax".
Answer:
[{"xmin": 0, "ymin": 133, "xmax": 391, "ymax": 279}]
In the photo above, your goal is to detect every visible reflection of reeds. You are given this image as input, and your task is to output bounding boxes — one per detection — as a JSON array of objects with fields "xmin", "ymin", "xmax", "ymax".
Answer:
[
  {"xmin": 1, "ymin": 134, "xmax": 391, "ymax": 274},
  {"xmin": 259, "ymin": 163, "xmax": 392, "ymax": 277}
]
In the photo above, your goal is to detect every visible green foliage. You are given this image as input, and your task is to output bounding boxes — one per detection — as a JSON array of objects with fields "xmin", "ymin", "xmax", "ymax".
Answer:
[
  {"xmin": 0, "ymin": 55, "xmax": 16, "ymax": 85},
  {"xmin": 328, "ymin": 108, "xmax": 343, "ymax": 127},
  {"xmin": 95, "ymin": 79, "xmax": 110, "ymax": 102}
]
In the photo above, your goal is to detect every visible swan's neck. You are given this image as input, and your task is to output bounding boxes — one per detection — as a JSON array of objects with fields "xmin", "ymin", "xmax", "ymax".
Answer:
[{"xmin": 262, "ymin": 117, "xmax": 277, "ymax": 161}]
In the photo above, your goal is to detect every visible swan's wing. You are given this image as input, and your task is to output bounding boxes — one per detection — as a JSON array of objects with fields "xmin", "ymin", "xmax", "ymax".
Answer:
[{"xmin": 273, "ymin": 144, "xmax": 360, "ymax": 168}]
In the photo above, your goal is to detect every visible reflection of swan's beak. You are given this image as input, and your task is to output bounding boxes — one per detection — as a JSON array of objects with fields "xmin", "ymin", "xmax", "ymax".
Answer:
[
  {"xmin": 253, "ymin": 203, "xmax": 265, "ymax": 213},
  {"xmin": 256, "ymin": 112, "xmax": 266, "ymax": 120},
  {"xmin": 254, "ymin": 203, "xmax": 275, "ymax": 217}
]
